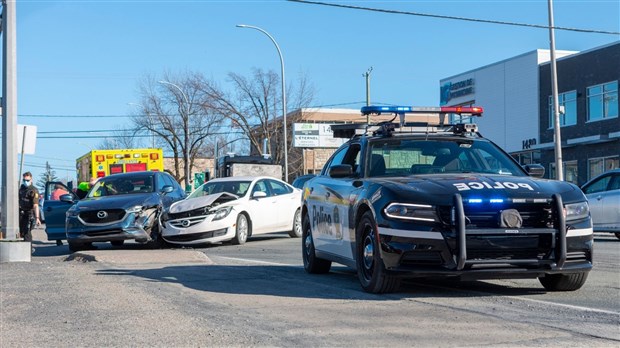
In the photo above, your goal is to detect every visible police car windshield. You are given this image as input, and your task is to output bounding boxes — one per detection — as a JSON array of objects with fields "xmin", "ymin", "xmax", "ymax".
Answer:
[
  {"xmin": 368, "ymin": 139, "xmax": 526, "ymax": 177},
  {"xmin": 188, "ymin": 180, "xmax": 252, "ymax": 199},
  {"xmin": 88, "ymin": 176, "xmax": 154, "ymax": 197}
]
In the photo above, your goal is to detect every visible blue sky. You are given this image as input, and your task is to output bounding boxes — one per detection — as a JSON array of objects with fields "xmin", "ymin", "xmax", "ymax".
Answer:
[{"xmin": 4, "ymin": 0, "xmax": 620, "ymax": 183}]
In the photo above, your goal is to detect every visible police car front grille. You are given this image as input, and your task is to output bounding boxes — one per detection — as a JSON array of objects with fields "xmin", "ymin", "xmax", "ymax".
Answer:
[
  {"xmin": 79, "ymin": 209, "xmax": 126, "ymax": 224},
  {"xmin": 439, "ymin": 202, "xmax": 554, "ymax": 229},
  {"xmin": 466, "ymin": 234, "xmax": 553, "ymax": 260}
]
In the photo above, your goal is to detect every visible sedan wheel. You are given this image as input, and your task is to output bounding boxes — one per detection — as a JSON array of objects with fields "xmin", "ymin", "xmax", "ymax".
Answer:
[
  {"xmin": 302, "ymin": 213, "xmax": 331, "ymax": 274},
  {"xmin": 289, "ymin": 209, "xmax": 302, "ymax": 238},
  {"xmin": 232, "ymin": 213, "xmax": 249, "ymax": 245}
]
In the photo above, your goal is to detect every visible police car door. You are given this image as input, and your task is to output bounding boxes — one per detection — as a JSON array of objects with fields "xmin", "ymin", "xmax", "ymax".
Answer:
[{"xmin": 308, "ymin": 144, "xmax": 361, "ymax": 259}]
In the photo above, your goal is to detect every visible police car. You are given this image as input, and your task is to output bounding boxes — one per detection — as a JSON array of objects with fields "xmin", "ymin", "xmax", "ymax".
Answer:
[{"xmin": 301, "ymin": 105, "xmax": 593, "ymax": 293}]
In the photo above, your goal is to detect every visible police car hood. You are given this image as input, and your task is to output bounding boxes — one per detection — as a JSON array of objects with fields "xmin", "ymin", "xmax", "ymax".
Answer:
[
  {"xmin": 76, "ymin": 193, "xmax": 159, "ymax": 210},
  {"xmin": 378, "ymin": 174, "xmax": 579, "ymax": 203}
]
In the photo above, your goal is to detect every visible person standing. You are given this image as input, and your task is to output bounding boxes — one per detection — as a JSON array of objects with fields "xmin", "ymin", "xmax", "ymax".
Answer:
[{"xmin": 18, "ymin": 171, "xmax": 41, "ymax": 242}]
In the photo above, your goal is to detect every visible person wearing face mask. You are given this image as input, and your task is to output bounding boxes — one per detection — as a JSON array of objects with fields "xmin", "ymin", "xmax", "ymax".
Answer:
[{"xmin": 18, "ymin": 172, "xmax": 41, "ymax": 242}]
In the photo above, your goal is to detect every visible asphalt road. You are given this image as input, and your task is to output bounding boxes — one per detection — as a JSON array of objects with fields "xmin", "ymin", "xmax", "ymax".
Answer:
[{"xmin": 1, "ymin": 226, "xmax": 618, "ymax": 347}]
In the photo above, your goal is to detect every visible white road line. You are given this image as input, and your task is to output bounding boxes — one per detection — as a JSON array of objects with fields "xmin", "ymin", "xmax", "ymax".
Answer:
[
  {"xmin": 504, "ymin": 295, "xmax": 620, "ymax": 316},
  {"xmin": 213, "ymin": 256, "xmax": 300, "ymax": 267}
]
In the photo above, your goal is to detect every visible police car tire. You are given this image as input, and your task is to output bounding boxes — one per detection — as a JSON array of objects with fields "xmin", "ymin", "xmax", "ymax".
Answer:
[
  {"xmin": 302, "ymin": 213, "xmax": 331, "ymax": 274},
  {"xmin": 289, "ymin": 209, "xmax": 302, "ymax": 238},
  {"xmin": 232, "ymin": 213, "xmax": 249, "ymax": 245},
  {"xmin": 356, "ymin": 212, "xmax": 401, "ymax": 294},
  {"xmin": 538, "ymin": 272, "xmax": 589, "ymax": 291},
  {"xmin": 615, "ymin": 232, "xmax": 620, "ymax": 240}
]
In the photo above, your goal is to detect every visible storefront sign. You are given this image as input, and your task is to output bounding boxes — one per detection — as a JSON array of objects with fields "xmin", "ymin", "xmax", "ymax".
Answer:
[
  {"xmin": 440, "ymin": 78, "xmax": 475, "ymax": 105},
  {"xmin": 293, "ymin": 123, "xmax": 347, "ymax": 148}
]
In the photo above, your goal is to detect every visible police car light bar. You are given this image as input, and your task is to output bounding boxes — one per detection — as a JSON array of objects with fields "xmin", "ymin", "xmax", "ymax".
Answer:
[{"xmin": 361, "ymin": 105, "xmax": 484, "ymax": 116}]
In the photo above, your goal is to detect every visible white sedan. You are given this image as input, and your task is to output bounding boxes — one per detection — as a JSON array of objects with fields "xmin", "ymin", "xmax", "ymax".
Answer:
[{"xmin": 161, "ymin": 176, "xmax": 302, "ymax": 245}]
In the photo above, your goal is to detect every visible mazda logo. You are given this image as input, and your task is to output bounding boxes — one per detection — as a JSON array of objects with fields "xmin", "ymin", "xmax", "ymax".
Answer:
[
  {"xmin": 181, "ymin": 219, "xmax": 191, "ymax": 227},
  {"xmin": 97, "ymin": 211, "xmax": 108, "ymax": 219}
]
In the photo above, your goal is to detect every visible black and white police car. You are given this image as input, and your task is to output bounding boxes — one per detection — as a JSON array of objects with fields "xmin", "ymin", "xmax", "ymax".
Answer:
[{"xmin": 301, "ymin": 105, "xmax": 593, "ymax": 293}]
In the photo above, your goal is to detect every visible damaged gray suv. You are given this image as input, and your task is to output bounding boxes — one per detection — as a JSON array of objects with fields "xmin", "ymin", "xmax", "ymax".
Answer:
[{"xmin": 62, "ymin": 171, "xmax": 185, "ymax": 252}]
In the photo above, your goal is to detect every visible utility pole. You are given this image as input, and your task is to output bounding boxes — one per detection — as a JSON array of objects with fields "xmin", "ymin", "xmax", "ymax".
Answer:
[
  {"xmin": 363, "ymin": 67, "xmax": 373, "ymax": 124},
  {"xmin": 548, "ymin": 0, "xmax": 564, "ymax": 181},
  {"xmin": 1, "ymin": 0, "xmax": 19, "ymax": 240}
]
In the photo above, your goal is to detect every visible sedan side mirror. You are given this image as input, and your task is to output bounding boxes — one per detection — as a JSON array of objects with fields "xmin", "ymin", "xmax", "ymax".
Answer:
[
  {"xmin": 161, "ymin": 185, "xmax": 174, "ymax": 194},
  {"xmin": 252, "ymin": 191, "xmax": 267, "ymax": 199},
  {"xmin": 524, "ymin": 164, "xmax": 545, "ymax": 178}
]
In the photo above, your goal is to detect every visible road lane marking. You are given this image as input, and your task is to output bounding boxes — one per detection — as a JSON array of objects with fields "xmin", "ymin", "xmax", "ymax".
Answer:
[
  {"xmin": 504, "ymin": 295, "xmax": 620, "ymax": 316},
  {"xmin": 212, "ymin": 256, "xmax": 300, "ymax": 267}
]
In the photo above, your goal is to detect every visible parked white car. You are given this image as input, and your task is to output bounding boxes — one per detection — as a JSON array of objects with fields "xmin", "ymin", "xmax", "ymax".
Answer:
[{"xmin": 161, "ymin": 176, "xmax": 302, "ymax": 245}]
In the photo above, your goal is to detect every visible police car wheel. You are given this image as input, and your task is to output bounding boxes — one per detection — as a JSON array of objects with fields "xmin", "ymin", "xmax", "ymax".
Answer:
[
  {"xmin": 289, "ymin": 209, "xmax": 303, "ymax": 238},
  {"xmin": 538, "ymin": 272, "xmax": 589, "ymax": 291},
  {"xmin": 232, "ymin": 213, "xmax": 249, "ymax": 245},
  {"xmin": 356, "ymin": 211, "xmax": 400, "ymax": 294},
  {"xmin": 615, "ymin": 232, "xmax": 620, "ymax": 240},
  {"xmin": 302, "ymin": 213, "xmax": 331, "ymax": 274}
]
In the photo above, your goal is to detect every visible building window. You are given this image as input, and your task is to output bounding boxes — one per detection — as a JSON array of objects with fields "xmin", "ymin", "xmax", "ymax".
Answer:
[
  {"xmin": 587, "ymin": 81, "xmax": 618, "ymax": 122},
  {"xmin": 588, "ymin": 156, "xmax": 619, "ymax": 180},
  {"xmin": 511, "ymin": 151, "xmax": 541, "ymax": 165},
  {"xmin": 548, "ymin": 91, "xmax": 577, "ymax": 128},
  {"xmin": 549, "ymin": 161, "xmax": 579, "ymax": 185}
]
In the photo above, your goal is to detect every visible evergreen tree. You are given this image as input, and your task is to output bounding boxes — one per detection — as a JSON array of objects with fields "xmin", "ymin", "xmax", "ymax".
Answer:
[{"xmin": 36, "ymin": 162, "xmax": 59, "ymax": 193}]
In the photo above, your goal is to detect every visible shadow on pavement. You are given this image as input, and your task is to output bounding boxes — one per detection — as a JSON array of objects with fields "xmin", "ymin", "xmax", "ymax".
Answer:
[{"xmin": 94, "ymin": 263, "xmax": 550, "ymax": 301}]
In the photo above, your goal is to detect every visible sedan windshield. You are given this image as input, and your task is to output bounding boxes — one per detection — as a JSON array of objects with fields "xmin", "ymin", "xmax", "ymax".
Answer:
[
  {"xmin": 89, "ymin": 176, "xmax": 155, "ymax": 197},
  {"xmin": 189, "ymin": 180, "xmax": 252, "ymax": 199},
  {"xmin": 369, "ymin": 139, "xmax": 526, "ymax": 177}
]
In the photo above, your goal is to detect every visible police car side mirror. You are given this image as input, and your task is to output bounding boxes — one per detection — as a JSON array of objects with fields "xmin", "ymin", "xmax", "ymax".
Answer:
[
  {"xmin": 524, "ymin": 164, "xmax": 545, "ymax": 178},
  {"xmin": 329, "ymin": 164, "xmax": 353, "ymax": 178},
  {"xmin": 59, "ymin": 194, "xmax": 74, "ymax": 203}
]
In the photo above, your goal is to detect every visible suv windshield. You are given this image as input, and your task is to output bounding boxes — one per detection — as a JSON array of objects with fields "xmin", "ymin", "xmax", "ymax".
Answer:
[
  {"xmin": 89, "ymin": 175, "xmax": 155, "ymax": 197},
  {"xmin": 368, "ymin": 139, "xmax": 526, "ymax": 177},
  {"xmin": 188, "ymin": 180, "xmax": 252, "ymax": 199}
]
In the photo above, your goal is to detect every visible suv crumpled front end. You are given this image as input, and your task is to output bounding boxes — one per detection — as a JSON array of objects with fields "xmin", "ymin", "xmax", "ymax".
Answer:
[{"xmin": 66, "ymin": 194, "xmax": 159, "ymax": 250}]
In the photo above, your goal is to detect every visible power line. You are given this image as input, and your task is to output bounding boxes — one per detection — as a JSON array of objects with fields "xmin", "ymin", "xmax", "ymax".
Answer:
[{"xmin": 287, "ymin": 0, "xmax": 620, "ymax": 35}]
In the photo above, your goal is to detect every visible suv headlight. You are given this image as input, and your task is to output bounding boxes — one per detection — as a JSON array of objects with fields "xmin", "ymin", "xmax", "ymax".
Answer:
[
  {"xmin": 564, "ymin": 201, "xmax": 589, "ymax": 221},
  {"xmin": 66, "ymin": 206, "xmax": 80, "ymax": 217},
  {"xmin": 212, "ymin": 206, "xmax": 232, "ymax": 221},
  {"xmin": 384, "ymin": 203, "xmax": 437, "ymax": 222}
]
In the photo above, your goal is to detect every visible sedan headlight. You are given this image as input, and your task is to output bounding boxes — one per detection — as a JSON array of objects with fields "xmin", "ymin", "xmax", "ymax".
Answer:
[
  {"xmin": 564, "ymin": 201, "xmax": 589, "ymax": 221},
  {"xmin": 212, "ymin": 206, "xmax": 232, "ymax": 221},
  {"xmin": 384, "ymin": 203, "xmax": 437, "ymax": 222}
]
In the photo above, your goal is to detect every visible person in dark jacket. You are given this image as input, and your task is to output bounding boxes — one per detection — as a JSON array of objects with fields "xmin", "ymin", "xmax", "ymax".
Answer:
[{"xmin": 18, "ymin": 172, "xmax": 41, "ymax": 242}]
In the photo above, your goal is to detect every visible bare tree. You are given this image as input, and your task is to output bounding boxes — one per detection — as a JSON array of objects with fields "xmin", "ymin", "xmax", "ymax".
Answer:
[
  {"xmin": 97, "ymin": 126, "xmax": 143, "ymax": 149},
  {"xmin": 131, "ymin": 71, "xmax": 226, "ymax": 188},
  {"xmin": 200, "ymin": 68, "xmax": 315, "ymax": 181}
]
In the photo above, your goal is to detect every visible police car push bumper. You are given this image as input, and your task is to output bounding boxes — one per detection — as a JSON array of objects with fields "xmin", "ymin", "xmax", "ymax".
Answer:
[{"xmin": 376, "ymin": 193, "xmax": 593, "ymax": 277}]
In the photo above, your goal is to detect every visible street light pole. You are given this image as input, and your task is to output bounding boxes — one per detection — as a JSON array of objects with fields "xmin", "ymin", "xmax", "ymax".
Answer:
[
  {"xmin": 236, "ymin": 24, "xmax": 288, "ymax": 181},
  {"xmin": 158, "ymin": 80, "xmax": 192, "ymax": 190},
  {"xmin": 548, "ymin": 0, "xmax": 564, "ymax": 181}
]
